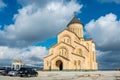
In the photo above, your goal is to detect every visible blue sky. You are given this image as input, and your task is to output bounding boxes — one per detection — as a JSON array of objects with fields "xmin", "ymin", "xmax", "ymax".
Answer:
[{"xmin": 0, "ymin": 0, "xmax": 120, "ymax": 69}]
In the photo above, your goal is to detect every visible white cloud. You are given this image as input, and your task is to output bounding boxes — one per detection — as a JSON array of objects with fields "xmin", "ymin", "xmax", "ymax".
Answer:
[
  {"xmin": 0, "ymin": 46, "xmax": 48, "ymax": 66},
  {"xmin": 98, "ymin": 0, "xmax": 120, "ymax": 4},
  {"xmin": 17, "ymin": 0, "xmax": 61, "ymax": 7},
  {"xmin": 85, "ymin": 13, "xmax": 120, "ymax": 69},
  {"xmin": 0, "ymin": 0, "xmax": 83, "ymax": 47},
  {"xmin": 0, "ymin": 0, "xmax": 6, "ymax": 10},
  {"xmin": 96, "ymin": 50, "xmax": 120, "ymax": 69},
  {"xmin": 0, "ymin": 0, "xmax": 83, "ymax": 67},
  {"xmin": 96, "ymin": 50, "xmax": 110, "ymax": 58},
  {"xmin": 85, "ymin": 13, "xmax": 120, "ymax": 50}
]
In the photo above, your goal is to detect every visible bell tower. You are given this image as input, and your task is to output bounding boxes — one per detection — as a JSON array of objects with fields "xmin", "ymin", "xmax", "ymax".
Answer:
[{"xmin": 67, "ymin": 16, "xmax": 84, "ymax": 38}]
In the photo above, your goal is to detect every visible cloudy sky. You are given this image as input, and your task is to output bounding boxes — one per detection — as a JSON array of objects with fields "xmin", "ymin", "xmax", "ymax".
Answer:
[{"xmin": 0, "ymin": 0, "xmax": 120, "ymax": 69}]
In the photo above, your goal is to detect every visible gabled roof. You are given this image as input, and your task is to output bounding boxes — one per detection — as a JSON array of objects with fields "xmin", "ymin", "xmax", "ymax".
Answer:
[
  {"xmin": 51, "ymin": 41, "xmax": 75, "ymax": 49},
  {"xmin": 58, "ymin": 29, "xmax": 80, "ymax": 41},
  {"xmin": 51, "ymin": 55, "xmax": 70, "ymax": 61},
  {"xmin": 67, "ymin": 16, "xmax": 83, "ymax": 27},
  {"xmin": 74, "ymin": 41, "xmax": 89, "ymax": 52}
]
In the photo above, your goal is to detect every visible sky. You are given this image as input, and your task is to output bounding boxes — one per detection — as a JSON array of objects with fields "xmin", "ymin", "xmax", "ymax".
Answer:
[{"xmin": 0, "ymin": 0, "xmax": 120, "ymax": 69}]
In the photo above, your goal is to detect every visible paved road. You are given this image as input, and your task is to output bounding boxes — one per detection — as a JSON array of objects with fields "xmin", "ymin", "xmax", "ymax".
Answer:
[{"xmin": 0, "ymin": 71, "xmax": 120, "ymax": 80}]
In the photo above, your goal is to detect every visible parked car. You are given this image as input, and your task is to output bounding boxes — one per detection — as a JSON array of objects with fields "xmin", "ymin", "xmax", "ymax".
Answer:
[
  {"xmin": 0, "ymin": 67, "xmax": 11, "ymax": 76},
  {"xmin": 18, "ymin": 67, "xmax": 38, "ymax": 77},
  {"xmin": 8, "ymin": 70, "xmax": 19, "ymax": 76},
  {"xmin": 1, "ymin": 70, "xmax": 8, "ymax": 76},
  {"xmin": 0, "ymin": 68, "xmax": 5, "ymax": 75}
]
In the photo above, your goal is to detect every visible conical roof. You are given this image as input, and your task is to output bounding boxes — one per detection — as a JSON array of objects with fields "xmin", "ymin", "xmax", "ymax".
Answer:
[{"xmin": 67, "ymin": 16, "xmax": 83, "ymax": 27}]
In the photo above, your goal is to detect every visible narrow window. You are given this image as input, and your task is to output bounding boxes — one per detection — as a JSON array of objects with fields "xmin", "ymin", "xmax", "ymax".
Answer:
[
  {"xmin": 78, "ymin": 60, "xmax": 80, "ymax": 65},
  {"xmin": 47, "ymin": 61, "xmax": 49, "ymax": 66},
  {"xmin": 79, "ymin": 49, "xmax": 82, "ymax": 56},
  {"xmin": 74, "ymin": 60, "xmax": 76, "ymax": 65}
]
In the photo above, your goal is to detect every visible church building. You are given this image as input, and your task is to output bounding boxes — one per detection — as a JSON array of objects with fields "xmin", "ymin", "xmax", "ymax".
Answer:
[{"xmin": 44, "ymin": 16, "xmax": 98, "ymax": 70}]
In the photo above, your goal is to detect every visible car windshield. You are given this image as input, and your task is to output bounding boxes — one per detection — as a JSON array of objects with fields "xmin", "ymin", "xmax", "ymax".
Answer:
[
  {"xmin": 0, "ymin": 68, "xmax": 5, "ymax": 70},
  {"xmin": 20, "ymin": 68, "xmax": 33, "ymax": 70}
]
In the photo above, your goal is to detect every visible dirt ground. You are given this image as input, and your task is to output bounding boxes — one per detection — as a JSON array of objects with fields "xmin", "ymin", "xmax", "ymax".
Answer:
[{"xmin": 0, "ymin": 71, "xmax": 120, "ymax": 80}]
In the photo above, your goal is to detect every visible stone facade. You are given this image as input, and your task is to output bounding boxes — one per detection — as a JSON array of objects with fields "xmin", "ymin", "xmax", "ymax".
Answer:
[{"xmin": 44, "ymin": 16, "xmax": 98, "ymax": 70}]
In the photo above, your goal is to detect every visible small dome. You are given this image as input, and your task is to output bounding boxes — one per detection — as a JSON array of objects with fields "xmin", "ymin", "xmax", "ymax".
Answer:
[{"xmin": 13, "ymin": 60, "xmax": 22, "ymax": 63}]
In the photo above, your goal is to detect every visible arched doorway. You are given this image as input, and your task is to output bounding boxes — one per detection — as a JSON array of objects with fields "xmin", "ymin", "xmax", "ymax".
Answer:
[{"xmin": 56, "ymin": 60, "xmax": 63, "ymax": 70}]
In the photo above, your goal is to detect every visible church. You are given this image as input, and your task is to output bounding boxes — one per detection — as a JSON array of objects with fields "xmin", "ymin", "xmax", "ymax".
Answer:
[{"xmin": 44, "ymin": 16, "xmax": 98, "ymax": 70}]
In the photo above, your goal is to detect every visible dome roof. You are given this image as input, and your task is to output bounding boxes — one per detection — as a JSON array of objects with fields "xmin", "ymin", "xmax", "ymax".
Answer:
[
  {"xmin": 13, "ymin": 60, "xmax": 22, "ymax": 63},
  {"xmin": 67, "ymin": 16, "xmax": 83, "ymax": 27}
]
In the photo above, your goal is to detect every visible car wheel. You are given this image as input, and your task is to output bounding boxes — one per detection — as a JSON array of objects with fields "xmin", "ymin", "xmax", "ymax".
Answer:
[
  {"xmin": 20, "ymin": 75, "xmax": 23, "ymax": 77},
  {"xmin": 27, "ymin": 74, "xmax": 31, "ymax": 77},
  {"xmin": 35, "ymin": 73, "xmax": 38, "ymax": 77}
]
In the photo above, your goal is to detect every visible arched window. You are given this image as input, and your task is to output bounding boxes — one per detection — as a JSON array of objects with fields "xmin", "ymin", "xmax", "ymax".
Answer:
[
  {"xmin": 63, "ymin": 36, "xmax": 71, "ymax": 44},
  {"xmin": 78, "ymin": 49, "xmax": 82, "ymax": 56},
  {"xmin": 59, "ymin": 48, "xmax": 68, "ymax": 58},
  {"xmin": 76, "ymin": 49, "xmax": 82, "ymax": 56},
  {"xmin": 67, "ymin": 38, "xmax": 69, "ymax": 43}
]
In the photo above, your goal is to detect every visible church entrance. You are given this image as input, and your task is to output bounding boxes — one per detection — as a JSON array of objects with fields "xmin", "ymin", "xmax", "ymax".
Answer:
[{"xmin": 56, "ymin": 60, "xmax": 63, "ymax": 70}]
